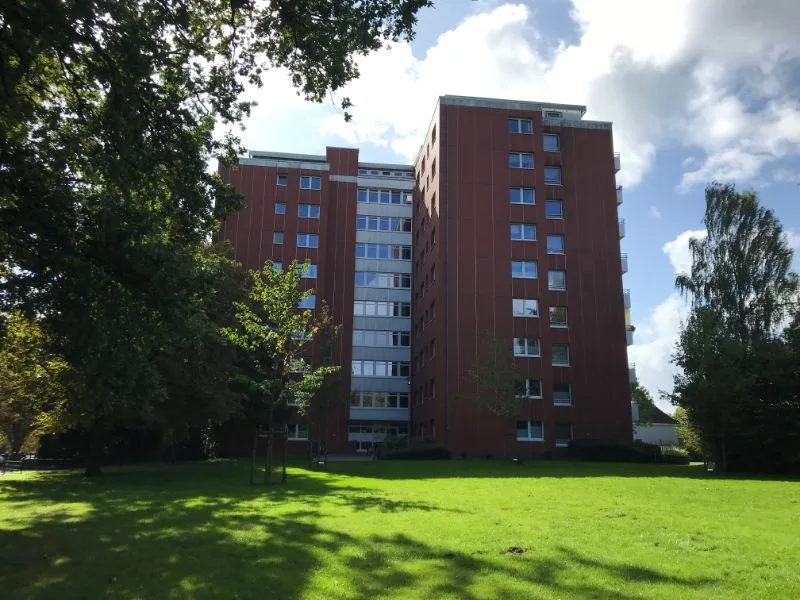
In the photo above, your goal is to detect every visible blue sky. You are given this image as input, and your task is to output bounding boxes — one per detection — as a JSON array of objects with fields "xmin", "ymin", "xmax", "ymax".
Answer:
[{"xmin": 236, "ymin": 0, "xmax": 800, "ymax": 410}]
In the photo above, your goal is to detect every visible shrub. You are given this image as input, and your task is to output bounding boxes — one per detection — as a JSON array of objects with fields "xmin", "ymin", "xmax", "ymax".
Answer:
[{"xmin": 568, "ymin": 438, "xmax": 662, "ymax": 463}]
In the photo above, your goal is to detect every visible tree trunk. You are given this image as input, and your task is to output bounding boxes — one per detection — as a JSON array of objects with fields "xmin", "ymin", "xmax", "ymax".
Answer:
[{"xmin": 84, "ymin": 422, "xmax": 105, "ymax": 477}]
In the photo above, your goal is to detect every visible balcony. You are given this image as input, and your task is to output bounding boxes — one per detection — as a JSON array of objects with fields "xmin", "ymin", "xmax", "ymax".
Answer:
[
  {"xmin": 619, "ymin": 218, "xmax": 626, "ymax": 239},
  {"xmin": 616, "ymin": 185, "xmax": 623, "ymax": 205},
  {"xmin": 614, "ymin": 153, "xmax": 621, "ymax": 173},
  {"xmin": 626, "ymin": 327, "xmax": 634, "ymax": 346},
  {"xmin": 623, "ymin": 289, "xmax": 631, "ymax": 308},
  {"xmin": 621, "ymin": 253, "xmax": 628, "ymax": 274},
  {"xmin": 629, "ymin": 363, "xmax": 637, "ymax": 384}
]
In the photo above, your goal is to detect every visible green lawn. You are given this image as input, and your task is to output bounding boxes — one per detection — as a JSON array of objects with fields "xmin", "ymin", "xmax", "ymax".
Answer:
[{"xmin": 1, "ymin": 460, "xmax": 798, "ymax": 599}]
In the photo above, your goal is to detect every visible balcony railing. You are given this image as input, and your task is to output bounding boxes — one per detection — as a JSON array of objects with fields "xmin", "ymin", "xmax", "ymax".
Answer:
[
  {"xmin": 626, "ymin": 328, "xmax": 634, "ymax": 346},
  {"xmin": 614, "ymin": 153, "xmax": 621, "ymax": 173},
  {"xmin": 616, "ymin": 185, "xmax": 623, "ymax": 205},
  {"xmin": 623, "ymin": 289, "xmax": 631, "ymax": 308},
  {"xmin": 619, "ymin": 219, "xmax": 626, "ymax": 239},
  {"xmin": 621, "ymin": 253, "xmax": 628, "ymax": 274},
  {"xmin": 629, "ymin": 363, "xmax": 637, "ymax": 383}
]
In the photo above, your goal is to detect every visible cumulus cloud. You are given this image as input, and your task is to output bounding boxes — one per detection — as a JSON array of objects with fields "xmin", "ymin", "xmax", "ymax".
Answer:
[{"xmin": 237, "ymin": 0, "xmax": 800, "ymax": 188}]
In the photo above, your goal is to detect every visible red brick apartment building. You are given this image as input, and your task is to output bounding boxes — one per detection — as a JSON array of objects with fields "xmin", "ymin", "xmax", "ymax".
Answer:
[{"xmin": 219, "ymin": 95, "xmax": 633, "ymax": 457}]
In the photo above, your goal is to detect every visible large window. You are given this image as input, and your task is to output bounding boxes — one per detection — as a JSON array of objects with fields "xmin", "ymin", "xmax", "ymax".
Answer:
[
  {"xmin": 552, "ymin": 344, "xmax": 570, "ymax": 366},
  {"xmin": 513, "ymin": 298, "xmax": 539, "ymax": 318},
  {"xmin": 273, "ymin": 231, "xmax": 284, "ymax": 244},
  {"xmin": 509, "ymin": 152, "xmax": 534, "ymax": 169},
  {"xmin": 300, "ymin": 176, "xmax": 321, "ymax": 190},
  {"xmin": 356, "ymin": 216, "xmax": 413, "ymax": 233},
  {"xmin": 545, "ymin": 199, "xmax": 563, "ymax": 219},
  {"xmin": 355, "ymin": 243, "xmax": 412, "ymax": 260},
  {"xmin": 548, "ymin": 270, "xmax": 566, "ymax": 290},
  {"xmin": 354, "ymin": 271, "xmax": 411, "ymax": 289},
  {"xmin": 351, "ymin": 360, "xmax": 410, "ymax": 378},
  {"xmin": 508, "ymin": 118, "xmax": 533, "ymax": 134},
  {"xmin": 275, "ymin": 202, "xmax": 286, "ymax": 215},
  {"xmin": 350, "ymin": 391, "xmax": 410, "ymax": 409},
  {"xmin": 357, "ymin": 189, "xmax": 412, "ymax": 205},
  {"xmin": 509, "ymin": 187, "xmax": 535, "ymax": 205},
  {"xmin": 547, "ymin": 234, "xmax": 565, "ymax": 254},
  {"xmin": 353, "ymin": 301, "xmax": 411, "ymax": 317},
  {"xmin": 549, "ymin": 306, "xmax": 568, "ymax": 328},
  {"xmin": 555, "ymin": 423, "xmax": 573, "ymax": 446},
  {"xmin": 512, "ymin": 260, "xmax": 538, "ymax": 279},
  {"xmin": 511, "ymin": 223, "xmax": 536, "ymax": 241},
  {"xmin": 517, "ymin": 378, "xmax": 542, "ymax": 399},
  {"xmin": 554, "ymin": 383, "xmax": 572, "ymax": 405},
  {"xmin": 288, "ymin": 423, "xmax": 309, "ymax": 440},
  {"xmin": 297, "ymin": 263, "xmax": 317, "ymax": 279},
  {"xmin": 297, "ymin": 294, "xmax": 316, "ymax": 309},
  {"xmin": 544, "ymin": 166, "xmax": 562, "ymax": 184},
  {"xmin": 543, "ymin": 134, "xmax": 560, "ymax": 152},
  {"xmin": 514, "ymin": 337, "xmax": 541, "ymax": 357},
  {"xmin": 297, "ymin": 233, "xmax": 319, "ymax": 248},
  {"xmin": 352, "ymin": 330, "xmax": 410, "ymax": 347},
  {"xmin": 516, "ymin": 420, "xmax": 544, "ymax": 441},
  {"xmin": 298, "ymin": 204, "xmax": 321, "ymax": 218}
]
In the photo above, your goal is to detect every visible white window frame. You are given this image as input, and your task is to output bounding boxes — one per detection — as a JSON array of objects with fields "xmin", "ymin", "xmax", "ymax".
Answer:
[
  {"xmin": 288, "ymin": 423, "xmax": 309, "ymax": 441},
  {"xmin": 549, "ymin": 306, "xmax": 568, "ymax": 328},
  {"xmin": 508, "ymin": 118, "xmax": 533, "ymax": 134},
  {"xmin": 512, "ymin": 260, "xmax": 538, "ymax": 279},
  {"xmin": 275, "ymin": 202, "xmax": 286, "ymax": 215},
  {"xmin": 553, "ymin": 383, "xmax": 572, "ymax": 406},
  {"xmin": 509, "ymin": 187, "xmax": 535, "ymax": 205},
  {"xmin": 547, "ymin": 234, "xmax": 565, "ymax": 254},
  {"xmin": 297, "ymin": 294, "xmax": 316, "ymax": 310},
  {"xmin": 543, "ymin": 133, "xmax": 560, "ymax": 152},
  {"xmin": 277, "ymin": 174, "xmax": 288, "ymax": 186},
  {"xmin": 509, "ymin": 152, "xmax": 534, "ymax": 169},
  {"xmin": 513, "ymin": 337, "xmax": 541, "ymax": 357},
  {"xmin": 516, "ymin": 420, "xmax": 544, "ymax": 441},
  {"xmin": 273, "ymin": 231, "xmax": 284, "ymax": 245},
  {"xmin": 300, "ymin": 176, "xmax": 321, "ymax": 190},
  {"xmin": 513, "ymin": 298, "xmax": 539, "ymax": 318},
  {"xmin": 511, "ymin": 223, "xmax": 536, "ymax": 241},
  {"xmin": 544, "ymin": 166, "xmax": 562, "ymax": 185},
  {"xmin": 298, "ymin": 263, "xmax": 317, "ymax": 279},
  {"xmin": 297, "ymin": 233, "xmax": 319, "ymax": 248},
  {"xmin": 552, "ymin": 344, "xmax": 570, "ymax": 367},
  {"xmin": 518, "ymin": 378, "xmax": 543, "ymax": 399},
  {"xmin": 298, "ymin": 204, "xmax": 321, "ymax": 219},
  {"xmin": 545, "ymin": 199, "xmax": 563, "ymax": 220},
  {"xmin": 548, "ymin": 270, "xmax": 567, "ymax": 291}
]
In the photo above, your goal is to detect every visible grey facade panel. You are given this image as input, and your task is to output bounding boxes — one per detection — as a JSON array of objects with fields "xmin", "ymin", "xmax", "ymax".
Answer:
[
  {"xmin": 355, "ymin": 203, "xmax": 413, "ymax": 218},
  {"xmin": 353, "ymin": 316, "xmax": 411, "ymax": 332},
  {"xmin": 354, "ymin": 258, "xmax": 412, "ymax": 274},
  {"xmin": 239, "ymin": 157, "xmax": 330, "ymax": 171},
  {"xmin": 351, "ymin": 346, "xmax": 411, "ymax": 362},
  {"xmin": 350, "ymin": 376, "xmax": 410, "ymax": 393},
  {"xmin": 353, "ymin": 288, "xmax": 412, "ymax": 303},
  {"xmin": 355, "ymin": 231, "xmax": 413, "ymax": 246},
  {"xmin": 356, "ymin": 177, "xmax": 415, "ymax": 191},
  {"xmin": 349, "ymin": 407, "xmax": 409, "ymax": 422}
]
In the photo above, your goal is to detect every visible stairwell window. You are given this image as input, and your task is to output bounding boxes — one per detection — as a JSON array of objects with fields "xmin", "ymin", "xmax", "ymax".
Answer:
[
  {"xmin": 514, "ymin": 337, "xmax": 541, "ymax": 357},
  {"xmin": 544, "ymin": 166, "xmax": 562, "ymax": 185},
  {"xmin": 543, "ymin": 134, "xmax": 560, "ymax": 152},
  {"xmin": 511, "ymin": 223, "xmax": 536, "ymax": 241},
  {"xmin": 508, "ymin": 118, "xmax": 533, "ymax": 134},
  {"xmin": 512, "ymin": 260, "xmax": 538, "ymax": 279},
  {"xmin": 275, "ymin": 202, "xmax": 286, "ymax": 215},
  {"xmin": 552, "ymin": 344, "xmax": 570, "ymax": 367},
  {"xmin": 545, "ymin": 199, "xmax": 563, "ymax": 219},
  {"xmin": 549, "ymin": 306, "xmax": 568, "ymax": 328},
  {"xmin": 516, "ymin": 420, "xmax": 544, "ymax": 441},
  {"xmin": 509, "ymin": 187, "xmax": 535, "ymax": 205},
  {"xmin": 554, "ymin": 383, "xmax": 572, "ymax": 405},
  {"xmin": 548, "ymin": 270, "xmax": 566, "ymax": 291},
  {"xmin": 300, "ymin": 176, "xmax": 321, "ymax": 190},
  {"xmin": 509, "ymin": 152, "xmax": 534, "ymax": 169},
  {"xmin": 547, "ymin": 234, "xmax": 565, "ymax": 254}
]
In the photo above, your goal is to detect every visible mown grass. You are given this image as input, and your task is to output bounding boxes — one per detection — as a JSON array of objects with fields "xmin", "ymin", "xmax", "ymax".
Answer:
[{"xmin": 1, "ymin": 459, "xmax": 798, "ymax": 599}]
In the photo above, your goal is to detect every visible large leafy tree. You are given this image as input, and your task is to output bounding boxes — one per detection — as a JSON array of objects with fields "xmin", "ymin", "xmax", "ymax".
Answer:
[
  {"xmin": 0, "ymin": 1, "xmax": 429, "ymax": 474},
  {"xmin": 671, "ymin": 183, "xmax": 800, "ymax": 472},
  {"xmin": 630, "ymin": 381, "xmax": 657, "ymax": 424}
]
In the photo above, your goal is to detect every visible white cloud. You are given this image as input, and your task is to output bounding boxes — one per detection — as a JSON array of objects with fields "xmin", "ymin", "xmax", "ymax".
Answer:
[
  {"xmin": 786, "ymin": 230, "xmax": 800, "ymax": 253},
  {"xmin": 629, "ymin": 229, "xmax": 706, "ymax": 412},
  {"xmin": 234, "ymin": 0, "xmax": 800, "ymax": 189},
  {"xmin": 649, "ymin": 205, "xmax": 662, "ymax": 219}
]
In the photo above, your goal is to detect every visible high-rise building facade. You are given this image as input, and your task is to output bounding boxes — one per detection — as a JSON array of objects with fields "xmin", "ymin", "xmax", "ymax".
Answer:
[{"xmin": 219, "ymin": 95, "xmax": 632, "ymax": 457}]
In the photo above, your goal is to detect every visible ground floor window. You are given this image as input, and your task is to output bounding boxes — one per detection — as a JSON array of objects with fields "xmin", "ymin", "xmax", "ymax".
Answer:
[
  {"xmin": 555, "ymin": 423, "xmax": 573, "ymax": 447},
  {"xmin": 288, "ymin": 423, "xmax": 309, "ymax": 441},
  {"xmin": 516, "ymin": 420, "xmax": 544, "ymax": 441}
]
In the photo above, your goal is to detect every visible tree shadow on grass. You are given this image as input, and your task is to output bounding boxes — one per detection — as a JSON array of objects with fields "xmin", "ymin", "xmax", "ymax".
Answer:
[{"xmin": 0, "ymin": 463, "xmax": 720, "ymax": 599}]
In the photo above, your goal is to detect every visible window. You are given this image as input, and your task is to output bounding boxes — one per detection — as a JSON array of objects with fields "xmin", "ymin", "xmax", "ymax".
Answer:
[
  {"xmin": 549, "ymin": 306, "xmax": 568, "ymax": 327},
  {"xmin": 545, "ymin": 110, "xmax": 563, "ymax": 119},
  {"xmin": 288, "ymin": 423, "xmax": 309, "ymax": 440},
  {"xmin": 517, "ymin": 378, "xmax": 542, "ymax": 399},
  {"xmin": 354, "ymin": 272, "xmax": 411, "ymax": 289},
  {"xmin": 355, "ymin": 243, "xmax": 411, "ymax": 260},
  {"xmin": 544, "ymin": 166, "xmax": 562, "ymax": 184},
  {"xmin": 512, "ymin": 260, "xmax": 538, "ymax": 279},
  {"xmin": 548, "ymin": 270, "xmax": 566, "ymax": 291},
  {"xmin": 516, "ymin": 420, "xmax": 544, "ymax": 441},
  {"xmin": 545, "ymin": 199, "xmax": 563, "ymax": 219},
  {"xmin": 513, "ymin": 298, "xmax": 539, "ymax": 318},
  {"xmin": 351, "ymin": 360, "xmax": 410, "ymax": 378},
  {"xmin": 543, "ymin": 134, "xmax": 560, "ymax": 152},
  {"xmin": 352, "ymin": 331, "xmax": 410, "ymax": 347},
  {"xmin": 430, "ymin": 265, "xmax": 436, "ymax": 282},
  {"xmin": 273, "ymin": 231, "xmax": 284, "ymax": 244},
  {"xmin": 511, "ymin": 223, "xmax": 536, "ymax": 241},
  {"xmin": 513, "ymin": 337, "xmax": 541, "ymax": 357},
  {"xmin": 277, "ymin": 174, "xmax": 288, "ymax": 186},
  {"xmin": 508, "ymin": 118, "xmax": 533, "ymax": 134},
  {"xmin": 275, "ymin": 202, "xmax": 286, "ymax": 215},
  {"xmin": 555, "ymin": 423, "xmax": 573, "ymax": 446},
  {"xmin": 509, "ymin": 152, "xmax": 534, "ymax": 169},
  {"xmin": 356, "ymin": 216, "xmax": 412, "ymax": 233},
  {"xmin": 300, "ymin": 176, "xmax": 321, "ymax": 190},
  {"xmin": 350, "ymin": 391, "xmax": 410, "ymax": 409},
  {"xmin": 357, "ymin": 188, "xmax": 412, "ymax": 205},
  {"xmin": 297, "ymin": 294, "xmax": 316, "ymax": 309},
  {"xmin": 509, "ymin": 187, "xmax": 535, "ymax": 205},
  {"xmin": 270, "ymin": 261, "xmax": 283, "ymax": 273},
  {"xmin": 297, "ymin": 233, "xmax": 319, "ymax": 248},
  {"xmin": 298, "ymin": 263, "xmax": 317, "ymax": 279},
  {"xmin": 554, "ymin": 383, "xmax": 572, "ymax": 405},
  {"xmin": 298, "ymin": 204, "xmax": 320, "ymax": 218},
  {"xmin": 547, "ymin": 234, "xmax": 565, "ymax": 254},
  {"xmin": 552, "ymin": 344, "xmax": 570, "ymax": 366}
]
